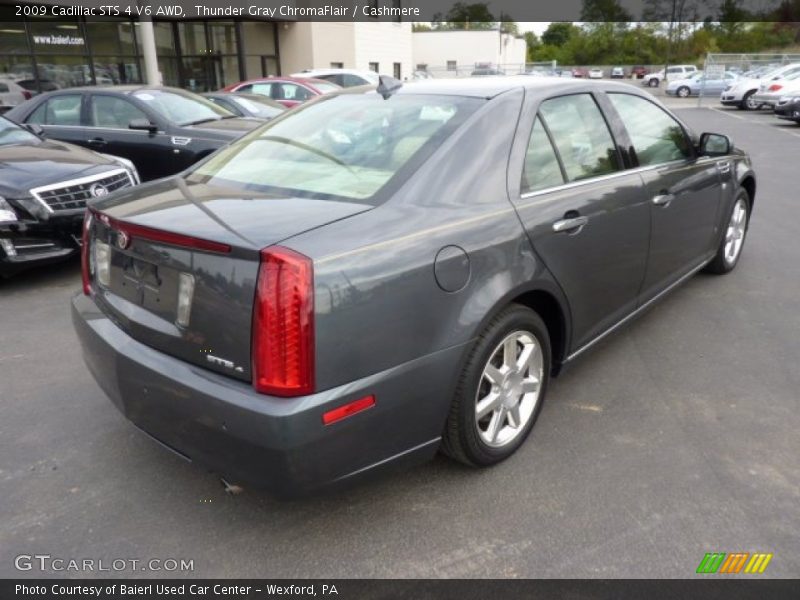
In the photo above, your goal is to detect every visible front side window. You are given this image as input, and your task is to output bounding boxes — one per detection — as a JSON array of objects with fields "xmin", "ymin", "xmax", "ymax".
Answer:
[
  {"xmin": 89, "ymin": 95, "xmax": 148, "ymax": 129},
  {"xmin": 188, "ymin": 94, "xmax": 482, "ymax": 202},
  {"xmin": 28, "ymin": 94, "xmax": 83, "ymax": 126},
  {"xmin": 538, "ymin": 94, "xmax": 621, "ymax": 182},
  {"xmin": 608, "ymin": 93, "xmax": 693, "ymax": 166},
  {"xmin": 521, "ymin": 117, "xmax": 565, "ymax": 194},
  {"xmin": 273, "ymin": 83, "xmax": 311, "ymax": 101}
]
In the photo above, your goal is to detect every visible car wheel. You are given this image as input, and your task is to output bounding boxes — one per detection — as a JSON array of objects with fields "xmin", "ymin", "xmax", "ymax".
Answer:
[
  {"xmin": 441, "ymin": 304, "xmax": 550, "ymax": 467},
  {"xmin": 648, "ymin": 78, "xmax": 659, "ymax": 88},
  {"xmin": 704, "ymin": 189, "xmax": 750, "ymax": 274},
  {"xmin": 742, "ymin": 90, "xmax": 758, "ymax": 110},
  {"xmin": 677, "ymin": 86, "xmax": 691, "ymax": 98}
]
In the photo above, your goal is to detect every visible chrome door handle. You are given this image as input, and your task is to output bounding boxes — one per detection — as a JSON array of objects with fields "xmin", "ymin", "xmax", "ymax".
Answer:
[
  {"xmin": 552, "ymin": 215, "xmax": 589, "ymax": 233},
  {"xmin": 717, "ymin": 161, "xmax": 731, "ymax": 174},
  {"xmin": 652, "ymin": 193, "xmax": 674, "ymax": 207}
]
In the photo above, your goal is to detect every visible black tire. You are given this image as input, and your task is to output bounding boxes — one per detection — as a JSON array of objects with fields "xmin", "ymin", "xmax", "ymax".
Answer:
[
  {"xmin": 704, "ymin": 188, "xmax": 751, "ymax": 274},
  {"xmin": 740, "ymin": 90, "xmax": 757, "ymax": 111},
  {"xmin": 648, "ymin": 78, "xmax": 659, "ymax": 88},
  {"xmin": 677, "ymin": 86, "xmax": 691, "ymax": 98},
  {"xmin": 441, "ymin": 304, "xmax": 551, "ymax": 467}
]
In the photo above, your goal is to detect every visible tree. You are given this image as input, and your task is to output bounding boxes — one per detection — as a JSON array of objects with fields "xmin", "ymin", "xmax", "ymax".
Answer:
[
  {"xmin": 541, "ymin": 22, "xmax": 579, "ymax": 46},
  {"xmin": 580, "ymin": 0, "xmax": 632, "ymax": 22},
  {"xmin": 432, "ymin": 2, "xmax": 496, "ymax": 30}
]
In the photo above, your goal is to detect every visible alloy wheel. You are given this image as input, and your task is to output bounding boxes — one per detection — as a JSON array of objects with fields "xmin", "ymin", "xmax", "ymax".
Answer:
[
  {"xmin": 678, "ymin": 86, "xmax": 690, "ymax": 98},
  {"xmin": 724, "ymin": 198, "xmax": 748, "ymax": 266},
  {"xmin": 475, "ymin": 331, "xmax": 544, "ymax": 448}
]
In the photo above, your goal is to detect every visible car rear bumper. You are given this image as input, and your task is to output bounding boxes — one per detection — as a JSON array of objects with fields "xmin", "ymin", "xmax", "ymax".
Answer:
[{"xmin": 72, "ymin": 293, "xmax": 466, "ymax": 497}]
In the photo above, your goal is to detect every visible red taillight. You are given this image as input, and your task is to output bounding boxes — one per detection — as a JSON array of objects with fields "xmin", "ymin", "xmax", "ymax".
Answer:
[
  {"xmin": 252, "ymin": 246, "xmax": 314, "ymax": 396},
  {"xmin": 81, "ymin": 212, "xmax": 92, "ymax": 295},
  {"xmin": 769, "ymin": 84, "xmax": 783, "ymax": 92},
  {"xmin": 22, "ymin": 90, "xmax": 32, "ymax": 100},
  {"xmin": 323, "ymin": 395, "xmax": 376, "ymax": 425}
]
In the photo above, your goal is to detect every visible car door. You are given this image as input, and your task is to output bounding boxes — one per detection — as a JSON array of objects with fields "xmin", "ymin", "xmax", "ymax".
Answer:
[
  {"xmin": 606, "ymin": 92, "xmax": 722, "ymax": 303},
  {"xmin": 86, "ymin": 93, "xmax": 172, "ymax": 181},
  {"xmin": 25, "ymin": 92, "xmax": 88, "ymax": 147},
  {"xmin": 509, "ymin": 92, "xmax": 651, "ymax": 351}
]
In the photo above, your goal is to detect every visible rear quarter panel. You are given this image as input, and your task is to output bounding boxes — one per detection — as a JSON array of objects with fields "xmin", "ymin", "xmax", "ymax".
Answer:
[{"xmin": 285, "ymin": 89, "xmax": 560, "ymax": 401}]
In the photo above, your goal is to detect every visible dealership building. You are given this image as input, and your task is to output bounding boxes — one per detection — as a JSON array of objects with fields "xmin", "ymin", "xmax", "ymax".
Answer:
[{"xmin": 0, "ymin": 3, "xmax": 413, "ymax": 93}]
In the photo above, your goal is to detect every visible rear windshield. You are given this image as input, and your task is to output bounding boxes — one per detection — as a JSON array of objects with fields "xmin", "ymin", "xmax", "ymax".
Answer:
[
  {"xmin": 187, "ymin": 93, "xmax": 483, "ymax": 202},
  {"xmin": 313, "ymin": 81, "xmax": 342, "ymax": 94}
]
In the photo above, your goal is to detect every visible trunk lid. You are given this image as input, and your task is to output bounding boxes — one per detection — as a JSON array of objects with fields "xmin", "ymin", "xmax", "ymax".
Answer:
[{"xmin": 88, "ymin": 176, "xmax": 372, "ymax": 382}]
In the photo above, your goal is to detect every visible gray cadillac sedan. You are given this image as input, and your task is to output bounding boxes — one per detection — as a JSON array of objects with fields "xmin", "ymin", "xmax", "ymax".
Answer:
[{"xmin": 73, "ymin": 77, "xmax": 756, "ymax": 497}]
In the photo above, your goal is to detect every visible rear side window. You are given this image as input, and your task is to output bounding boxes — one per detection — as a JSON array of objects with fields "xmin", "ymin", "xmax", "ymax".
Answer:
[
  {"xmin": 28, "ymin": 94, "xmax": 83, "ymax": 126},
  {"xmin": 0, "ymin": 83, "xmax": 8, "ymax": 93},
  {"xmin": 608, "ymin": 93, "xmax": 693, "ymax": 166},
  {"xmin": 521, "ymin": 117, "xmax": 565, "ymax": 194},
  {"xmin": 273, "ymin": 83, "xmax": 312, "ymax": 101},
  {"xmin": 538, "ymin": 94, "xmax": 621, "ymax": 182}
]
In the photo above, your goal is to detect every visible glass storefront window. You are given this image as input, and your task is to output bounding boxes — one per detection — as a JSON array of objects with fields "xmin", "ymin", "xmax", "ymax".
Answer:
[
  {"xmin": 84, "ymin": 19, "xmax": 137, "ymax": 55},
  {"xmin": 28, "ymin": 18, "xmax": 87, "ymax": 55},
  {"xmin": 179, "ymin": 23, "xmax": 207, "ymax": 55},
  {"xmin": 208, "ymin": 22, "xmax": 237, "ymax": 55},
  {"xmin": 36, "ymin": 56, "xmax": 93, "ymax": 89},
  {"xmin": 93, "ymin": 58, "xmax": 141, "ymax": 85},
  {"xmin": 136, "ymin": 22, "xmax": 176, "ymax": 56}
]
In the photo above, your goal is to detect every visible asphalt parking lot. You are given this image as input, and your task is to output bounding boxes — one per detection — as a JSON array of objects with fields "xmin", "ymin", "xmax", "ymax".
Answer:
[{"xmin": 1, "ymin": 103, "xmax": 798, "ymax": 579}]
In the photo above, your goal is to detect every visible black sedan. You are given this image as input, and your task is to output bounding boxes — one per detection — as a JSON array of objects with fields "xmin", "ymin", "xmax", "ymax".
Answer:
[
  {"xmin": 774, "ymin": 95, "xmax": 800, "ymax": 123},
  {"xmin": 5, "ymin": 87, "xmax": 262, "ymax": 182},
  {"xmin": 0, "ymin": 116, "xmax": 137, "ymax": 277},
  {"xmin": 202, "ymin": 92, "xmax": 286, "ymax": 120}
]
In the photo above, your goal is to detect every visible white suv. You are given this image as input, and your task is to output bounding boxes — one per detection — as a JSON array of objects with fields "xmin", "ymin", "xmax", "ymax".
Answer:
[{"xmin": 642, "ymin": 65, "xmax": 698, "ymax": 88}]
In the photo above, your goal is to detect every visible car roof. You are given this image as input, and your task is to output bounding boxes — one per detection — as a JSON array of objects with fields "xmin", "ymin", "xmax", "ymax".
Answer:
[
  {"xmin": 386, "ymin": 76, "xmax": 656, "ymax": 100},
  {"xmin": 294, "ymin": 68, "xmax": 376, "ymax": 77},
  {"xmin": 231, "ymin": 76, "xmax": 339, "ymax": 89}
]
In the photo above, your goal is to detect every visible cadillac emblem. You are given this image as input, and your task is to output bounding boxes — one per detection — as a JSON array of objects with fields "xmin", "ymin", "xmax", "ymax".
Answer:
[
  {"xmin": 116, "ymin": 230, "xmax": 130, "ymax": 249},
  {"xmin": 90, "ymin": 183, "xmax": 109, "ymax": 198}
]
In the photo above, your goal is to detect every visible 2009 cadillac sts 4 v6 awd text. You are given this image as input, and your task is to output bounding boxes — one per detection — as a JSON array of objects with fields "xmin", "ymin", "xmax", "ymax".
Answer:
[{"xmin": 73, "ymin": 78, "xmax": 756, "ymax": 497}]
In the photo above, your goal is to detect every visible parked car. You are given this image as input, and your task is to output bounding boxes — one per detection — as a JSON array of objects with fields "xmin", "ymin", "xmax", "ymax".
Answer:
[
  {"xmin": 666, "ymin": 71, "xmax": 739, "ymax": 98},
  {"xmin": 471, "ymin": 67, "xmax": 504, "ymax": 76},
  {"xmin": 610, "ymin": 67, "xmax": 625, "ymax": 79},
  {"xmin": 291, "ymin": 68, "xmax": 379, "ymax": 87},
  {"xmin": 16, "ymin": 79, "xmax": 60, "ymax": 96},
  {"xmin": 222, "ymin": 76, "xmax": 340, "ymax": 108},
  {"xmin": 721, "ymin": 63, "xmax": 800, "ymax": 110},
  {"xmin": 774, "ymin": 94, "xmax": 800, "ymax": 123},
  {"xmin": 588, "ymin": 68, "xmax": 604, "ymax": 79},
  {"xmin": 0, "ymin": 79, "xmax": 31, "ymax": 112},
  {"xmin": 752, "ymin": 70, "xmax": 800, "ymax": 108},
  {"xmin": 5, "ymin": 86, "xmax": 262, "ymax": 182},
  {"xmin": 202, "ymin": 92, "xmax": 286, "ymax": 120},
  {"xmin": 0, "ymin": 116, "xmax": 138, "ymax": 277},
  {"xmin": 73, "ymin": 78, "xmax": 755, "ymax": 497},
  {"xmin": 631, "ymin": 66, "xmax": 649, "ymax": 79},
  {"xmin": 411, "ymin": 70, "xmax": 434, "ymax": 80},
  {"xmin": 642, "ymin": 65, "xmax": 698, "ymax": 87},
  {"xmin": 572, "ymin": 67, "xmax": 588, "ymax": 78}
]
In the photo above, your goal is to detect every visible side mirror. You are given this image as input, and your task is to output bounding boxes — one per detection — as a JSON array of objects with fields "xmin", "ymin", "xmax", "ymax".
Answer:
[
  {"xmin": 697, "ymin": 132, "xmax": 731, "ymax": 157},
  {"xmin": 25, "ymin": 123, "xmax": 44, "ymax": 137},
  {"xmin": 129, "ymin": 118, "xmax": 157, "ymax": 133}
]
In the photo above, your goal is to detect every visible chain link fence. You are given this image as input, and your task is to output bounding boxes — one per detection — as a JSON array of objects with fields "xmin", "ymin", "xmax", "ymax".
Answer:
[{"xmin": 697, "ymin": 53, "xmax": 800, "ymax": 106}]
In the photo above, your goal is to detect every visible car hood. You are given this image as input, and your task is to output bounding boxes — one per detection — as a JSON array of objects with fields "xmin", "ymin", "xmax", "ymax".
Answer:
[
  {"xmin": 0, "ymin": 139, "xmax": 117, "ymax": 196},
  {"xmin": 92, "ymin": 176, "xmax": 374, "ymax": 250},
  {"xmin": 180, "ymin": 117, "xmax": 263, "ymax": 138}
]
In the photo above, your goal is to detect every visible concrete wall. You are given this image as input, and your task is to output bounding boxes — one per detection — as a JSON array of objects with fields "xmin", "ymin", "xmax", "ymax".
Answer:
[
  {"xmin": 412, "ymin": 30, "xmax": 526, "ymax": 71},
  {"xmin": 277, "ymin": 21, "xmax": 412, "ymax": 79},
  {"xmin": 353, "ymin": 21, "xmax": 414, "ymax": 78}
]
